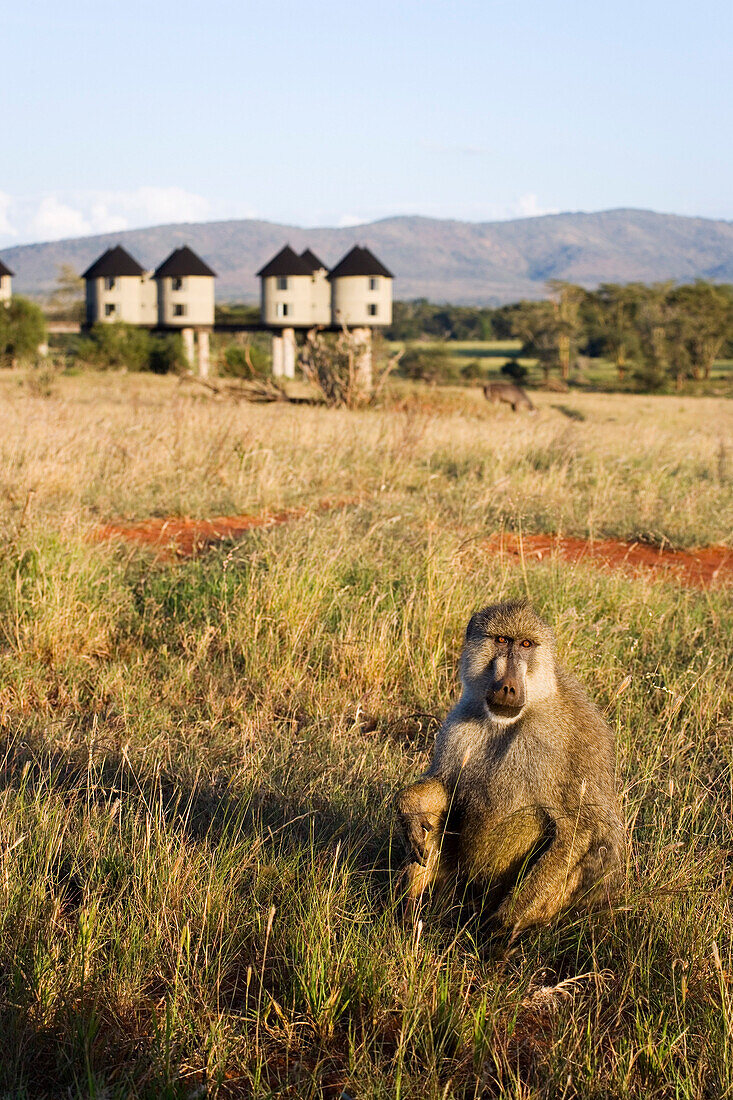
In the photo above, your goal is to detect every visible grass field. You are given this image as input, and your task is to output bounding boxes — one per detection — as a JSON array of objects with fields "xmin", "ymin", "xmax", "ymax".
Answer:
[{"xmin": 0, "ymin": 372, "xmax": 732, "ymax": 1097}]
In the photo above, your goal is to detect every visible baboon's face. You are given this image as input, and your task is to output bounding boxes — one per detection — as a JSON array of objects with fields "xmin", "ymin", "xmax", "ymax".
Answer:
[{"xmin": 461, "ymin": 605, "xmax": 557, "ymax": 722}]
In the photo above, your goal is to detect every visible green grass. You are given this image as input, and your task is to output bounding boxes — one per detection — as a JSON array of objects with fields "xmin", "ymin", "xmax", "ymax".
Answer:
[
  {"xmin": 387, "ymin": 339, "xmax": 733, "ymax": 394},
  {"xmin": 0, "ymin": 374, "xmax": 730, "ymax": 1096}
]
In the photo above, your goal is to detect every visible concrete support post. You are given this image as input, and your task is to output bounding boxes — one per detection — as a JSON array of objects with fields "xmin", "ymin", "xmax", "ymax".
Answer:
[
  {"xmin": 352, "ymin": 327, "xmax": 373, "ymax": 395},
  {"xmin": 197, "ymin": 330, "xmax": 211, "ymax": 379},
  {"xmin": 282, "ymin": 327, "xmax": 296, "ymax": 379},
  {"xmin": 272, "ymin": 333, "xmax": 284, "ymax": 377},
  {"xmin": 182, "ymin": 327, "xmax": 196, "ymax": 373}
]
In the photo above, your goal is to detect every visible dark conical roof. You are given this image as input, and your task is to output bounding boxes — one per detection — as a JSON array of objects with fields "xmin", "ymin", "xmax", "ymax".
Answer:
[
  {"xmin": 82, "ymin": 245, "xmax": 145, "ymax": 279},
  {"xmin": 257, "ymin": 245, "xmax": 312, "ymax": 278},
  {"xmin": 300, "ymin": 248, "xmax": 327, "ymax": 273},
  {"xmin": 0, "ymin": 259, "xmax": 14, "ymax": 278},
  {"xmin": 154, "ymin": 245, "xmax": 216, "ymax": 278},
  {"xmin": 328, "ymin": 245, "xmax": 393, "ymax": 280}
]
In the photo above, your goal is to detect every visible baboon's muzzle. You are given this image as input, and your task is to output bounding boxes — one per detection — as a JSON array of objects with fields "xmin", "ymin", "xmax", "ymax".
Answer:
[{"xmin": 486, "ymin": 654, "xmax": 526, "ymax": 711}]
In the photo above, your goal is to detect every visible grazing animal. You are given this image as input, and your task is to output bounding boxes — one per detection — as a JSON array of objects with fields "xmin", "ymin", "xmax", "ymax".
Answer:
[
  {"xmin": 396, "ymin": 601, "xmax": 624, "ymax": 935},
  {"xmin": 484, "ymin": 381, "xmax": 535, "ymax": 412}
]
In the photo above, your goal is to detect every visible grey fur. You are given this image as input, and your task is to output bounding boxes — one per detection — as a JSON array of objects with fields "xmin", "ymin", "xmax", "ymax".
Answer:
[
  {"xmin": 483, "ymin": 382, "xmax": 536, "ymax": 412},
  {"xmin": 396, "ymin": 600, "xmax": 624, "ymax": 934}
]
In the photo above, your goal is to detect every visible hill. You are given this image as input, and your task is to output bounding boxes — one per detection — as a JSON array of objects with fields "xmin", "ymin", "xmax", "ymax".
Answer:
[{"xmin": 3, "ymin": 208, "xmax": 733, "ymax": 304}]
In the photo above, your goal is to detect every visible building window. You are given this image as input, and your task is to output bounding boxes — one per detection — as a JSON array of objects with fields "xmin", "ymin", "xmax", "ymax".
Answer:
[
  {"xmin": 367, "ymin": 303, "xmax": 378, "ymax": 317},
  {"xmin": 172, "ymin": 277, "xmax": 186, "ymax": 291},
  {"xmin": 275, "ymin": 302, "xmax": 290, "ymax": 318},
  {"xmin": 173, "ymin": 303, "xmax": 187, "ymax": 317},
  {"xmin": 104, "ymin": 303, "xmax": 116, "ymax": 316},
  {"xmin": 276, "ymin": 276, "xmax": 289, "ymax": 291},
  {"xmin": 104, "ymin": 277, "xmax": 116, "ymax": 290},
  {"xmin": 369, "ymin": 277, "xmax": 379, "ymax": 291}
]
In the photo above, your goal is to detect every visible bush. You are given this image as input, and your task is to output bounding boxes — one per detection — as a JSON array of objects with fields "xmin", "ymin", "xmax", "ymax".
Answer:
[
  {"xmin": 631, "ymin": 360, "xmax": 669, "ymax": 392},
  {"xmin": 149, "ymin": 334, "xmax": 184, "ymax": 375},
  {"xmin": 73, "ymin": 324, "xmax": 184, "ymax": 374},
  {"xmin": 459, "ymin": 359, "xmax": 485, "ymax": 382},
  {"xmin": 500, "ymin": 358, "xmax": 529, "ymax": 384},
  {"xmin": 0, "ymin": 297, "xmax": 47, "ymax": 366},
  {"xmin": 222, "ymin": 342, "xmax": 270, "ymax": 379},
  {"xmin": 400, "ymin": 343, "xmax": 458, "ymax": 384},
  {"xmin": 76, "ymin": 323, "xmax": 152, "ymax": 371}
]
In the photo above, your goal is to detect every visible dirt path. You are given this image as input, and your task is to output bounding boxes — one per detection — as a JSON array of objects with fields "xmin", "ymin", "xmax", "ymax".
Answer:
[
  {"xmin": 93, "ymin": 505, "xmax": 732, "ymax": 588},
  {"xmin": 488, "ymin": 533, "xmax": 732, "ymax": 589},
  {"xmin": 92, "ymin": 499, "xmax": 356, "ymax": 558}
]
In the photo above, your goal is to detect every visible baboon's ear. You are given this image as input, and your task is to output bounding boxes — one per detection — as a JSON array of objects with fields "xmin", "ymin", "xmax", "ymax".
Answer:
[{"xmin": 465, "ymin": 612, "xmax": 482, "ymax": 640}]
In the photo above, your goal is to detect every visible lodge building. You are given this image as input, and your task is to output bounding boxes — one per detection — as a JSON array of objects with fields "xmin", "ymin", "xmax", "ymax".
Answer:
[
  {"xmin": 82, "ymin": 244, "xmax": 216, "ymax": 328},
  {"xmin": 257, "ymin": 244, "xmax": 393, "ymax": 329},
  {"xmin": 0, "ymin": 259, "xmax": 13, "ymax": 305}
]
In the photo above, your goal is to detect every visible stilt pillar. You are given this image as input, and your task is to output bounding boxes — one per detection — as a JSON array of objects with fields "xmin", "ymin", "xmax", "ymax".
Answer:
[
  {"xmin": 282, "ymin": 327, "xmax": 296, "ymax": 379},
  {"xmin": 182, "ymin": 327, "xmax": 196, "ymax": 372},
  {"xmin": 272, "ymin": 333, "xmax": 284, "ymax": 377},
  {"xmin": 352, "ymin": 327, "xmax": 373, "ymax": 395},
  {"xmin": 197, "ymin": 330, "xmax": 210, "ymax": 379}
]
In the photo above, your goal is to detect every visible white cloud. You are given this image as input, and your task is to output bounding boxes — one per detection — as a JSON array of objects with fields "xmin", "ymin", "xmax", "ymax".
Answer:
[
  {"xmin": 0, "ymin": 192, "xmax": 15, "ymax": 237},
  {"xmin": 95, "ymin": 186, "xmax": 211, "ymax": 230},
  {"xmin": 337, "ymin": 213, "xmax": 366, "ymax": 228},
  {"xmin": 0, "ymin": 187, "xmax": 215, "ymax": 247},
  {"xmin": 31, "ymin": 196, "xmax": 91, "ymax": 240},
  {"xmin": 512, "ymin": 193, "xmax": 559, "ymax": 219}
]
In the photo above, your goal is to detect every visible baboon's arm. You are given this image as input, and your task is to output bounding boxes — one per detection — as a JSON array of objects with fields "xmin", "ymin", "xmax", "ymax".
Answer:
[
  {"xmin": 396, "ymin": 777, "xmax": 449, "ymax": 866},
  {"xmin": 495, "ymin": 818, "xmax": 591, "ymax": 934}
]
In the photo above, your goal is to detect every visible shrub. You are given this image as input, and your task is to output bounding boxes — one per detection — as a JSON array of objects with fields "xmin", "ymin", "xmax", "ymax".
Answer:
[
  {"xmin": 459, "ymin": 359, "xmax": 485, "ymax": 382},
  {"xmin": 76, "ymin": 323, "xmax": 153, "ymax": 371},
  {"xmin": 400, "ymin": 343, "xmax": 458, "ymax": 384},
  {"xmin": 0, "ymin": 297, "xmax": 47, "ymax": 366},
  {"xmin": 631, "ymin": 360, "xmax": 669, "ymax": 392},
  {"xmin": 500, "ymin": 358, "xmax": 529, "ymax": 384},
  {"xmin": 149, "ymin": 334, "xmax": 184, "ymax": 375},
  {"xmin": 222, "ymin": 342, "xmax": 270, "ymax": 379}
]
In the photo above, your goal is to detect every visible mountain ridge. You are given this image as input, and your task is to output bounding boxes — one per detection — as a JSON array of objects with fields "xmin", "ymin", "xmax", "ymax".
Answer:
[{"xmin": 3, "ymin": 208, "xmax": 733, "ymax": 305}]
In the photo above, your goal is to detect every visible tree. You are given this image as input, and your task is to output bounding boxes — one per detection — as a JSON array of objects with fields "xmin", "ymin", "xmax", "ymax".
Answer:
[
  {"xmin": 0, "ymin": 297, "xmax": 47, "ymax": 366},
  {"xmin": 510, "ymin": 300, "xmax": 559, "ymax": 383},
  {"xmin": 668, "ymin": 281, "xmax": 733, "ymax": 381},
  {"xmin": 633, "ymin": 283, "xmax": 677, "ymax": 390},
  {"xmin": 547, "ymin": 281, "xmax": 586, "ymax": 381},
  {"xmin": 583, "ymin": 283, "xmax": 643, "ymax": 382},
  {"xmin": 47, "ymin": 264, "xmax": 84, "ymax": 321}
]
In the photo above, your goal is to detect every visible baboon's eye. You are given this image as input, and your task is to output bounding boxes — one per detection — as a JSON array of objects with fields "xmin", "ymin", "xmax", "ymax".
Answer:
[
  {"xmin": 520, "ymin": 639, "xmax": 534, "ymax": 648},
  {"xmin": 495, "ymin": 635, "xmax": 508, "ymax": 644}
]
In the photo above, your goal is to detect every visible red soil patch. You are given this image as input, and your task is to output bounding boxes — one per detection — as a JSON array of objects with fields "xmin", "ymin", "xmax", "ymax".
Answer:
[
  {"xmin": 489, "ymin": 532, "xmax": 733, "ymax": 589},
  {"xmin": 93, "ymin": 498, "xmax": 355, "ymax": 558},
  {"xmin": 93, "ymin": 500, "xmax": 731, "ymax": 589}
]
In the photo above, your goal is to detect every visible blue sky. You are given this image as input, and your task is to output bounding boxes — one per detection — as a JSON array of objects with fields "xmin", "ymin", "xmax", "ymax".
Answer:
[{"xmin": 1, "ymin": 0, "xmax": 731, "ymax": 245}]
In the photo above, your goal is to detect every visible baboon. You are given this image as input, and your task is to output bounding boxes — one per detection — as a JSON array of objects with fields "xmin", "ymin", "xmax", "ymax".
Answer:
[
  {"xmin": 483, "ymin": 381, "xmax": 535, "ymax": 412},
  {"xmin": 396, "ymin": 601, "xmax": 624, "ymax": 935}
]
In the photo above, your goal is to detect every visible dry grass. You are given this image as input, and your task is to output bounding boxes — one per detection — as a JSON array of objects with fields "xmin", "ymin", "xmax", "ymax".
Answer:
[{"xmin": 0, "ymin": 371, "xmax": 730, "ymax": 1097}]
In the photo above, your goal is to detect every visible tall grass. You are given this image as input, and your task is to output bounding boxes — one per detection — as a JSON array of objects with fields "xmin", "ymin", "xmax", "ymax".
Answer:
[{"xmin": 0, "ymin": 373, "xmax": 730, "ymax": 1096}]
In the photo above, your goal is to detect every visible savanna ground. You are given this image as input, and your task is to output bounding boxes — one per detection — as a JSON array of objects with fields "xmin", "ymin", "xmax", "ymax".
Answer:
[{"xmin": 0, "ymin": 370, "xmax": 732, "ymax": 1098}]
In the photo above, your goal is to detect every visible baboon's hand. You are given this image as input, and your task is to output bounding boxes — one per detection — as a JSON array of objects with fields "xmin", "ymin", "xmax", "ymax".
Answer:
[
  {"xmin": 399, "ymin": 810, "xmax": 442, "ymax": 865},
  {"xmin": 396, "ymin": 778, "xmax": 449, "ymax": 866}
]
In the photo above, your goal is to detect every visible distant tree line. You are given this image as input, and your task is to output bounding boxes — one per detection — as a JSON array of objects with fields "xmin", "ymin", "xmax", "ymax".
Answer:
[
  {"xmin": 387, "ymin": 280, "xmax": 733, "ymax": 390},
  {"xmin": 386, "ymin": 299, "xmax": 496, "ymax": 342}
]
